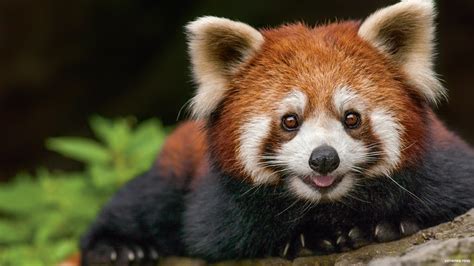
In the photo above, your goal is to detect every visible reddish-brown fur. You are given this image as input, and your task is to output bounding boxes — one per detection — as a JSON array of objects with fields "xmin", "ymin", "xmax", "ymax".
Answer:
[
  {"xmin": 158, "ymin": 22, "xmax": 448, "ymax": 183},
  {"xmin": 155, "ymin": 121, "xmax": 209, "ymax": 189}
]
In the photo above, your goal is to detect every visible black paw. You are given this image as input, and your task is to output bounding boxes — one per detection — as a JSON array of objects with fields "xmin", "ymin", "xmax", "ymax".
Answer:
[
  {"xmin": 82, "ymin": 242, "xmax": 159, "ymax": 266},
  {"xmin": 309, "ymin": 230, "xmax": 362, "ymax": 253},
  {"xmin": 278, "ymin": 234, "xmax": 314, "ymax": 259},
  {"xmin": 374, "ymin": 219, "xmax": 420, "ymax": 243},
  {"xmin": 312, "ymin": 219, "xmax": 420, "ymax": 253},
  {"xmin": 305, "ymin": 226, "xmax": 372, "ymax": 254}
]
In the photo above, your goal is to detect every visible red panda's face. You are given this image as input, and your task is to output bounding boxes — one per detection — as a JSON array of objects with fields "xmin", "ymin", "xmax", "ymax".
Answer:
[
  {"xmin": 187, "ymin": 1, "xmax": 443, "ymax": 202},
  {"xmin": 208, "ymin": 23, "xmax": 427, "ymax": 202}
]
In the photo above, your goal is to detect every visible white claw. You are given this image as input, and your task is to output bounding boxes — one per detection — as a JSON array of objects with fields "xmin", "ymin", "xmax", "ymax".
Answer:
[
  {"xmin": 282, "ymin": 242, "xmax": 290, "ymax": 257},
  {"xmin": 127, "ymin": 251, "xmax": 135, "ymax": 261},
  {"xmin": 300, "ymin": 234, "xmax": 305, "ymax": 248},
  {"xmin": 374, "ymin": 224, "xmax": 381, "ymax": 238},
  {"xmin": 110, "ymin": 250, "xmax": 117, "ymax": 261}
]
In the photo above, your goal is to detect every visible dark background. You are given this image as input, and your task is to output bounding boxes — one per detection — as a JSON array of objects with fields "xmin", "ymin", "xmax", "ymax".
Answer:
[{"xmin": 1, "ymin": 0, "xmax": 473, "ymax": 179}]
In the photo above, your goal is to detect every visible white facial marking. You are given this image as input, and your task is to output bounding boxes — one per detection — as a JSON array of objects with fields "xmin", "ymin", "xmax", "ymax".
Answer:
[
  {"xmin": 237, "ymin": 87, "xmax": 402, "ymax": 202},
  {"xmin": 326, "ymin": 174, "xmax": 355, "ymax": 201},
  {"xmin": 278, "ymin": 89, "xmax": 307, "ymax": 115},
  {"xmin": 288, "ymin": 177, "xmax": 321, "ymax": 202},
  {"xmin": 278, "ymin": 87, "xmax": 380, "ymax": 202},
  {"xmin": 368, "ymin": 108, "xmax": 402, "ymax": 176},
  {"xmin": 238, "ymin": 116, "xmax": 277, "ymax": 184},
  {"xmin": 238, "ymin": 90, "xmax": 307, "ymax": 184},
  {"xmin": 333, "ymin": 86, "xmax": 358, "ymax": 113},
  {"xmin": 278, "ymin": 116, "xmax": 368, "ymax": 177},
  {"xmin": 278, "ymin": 114, "xmax": 368, "ymax": 201},
  {"xmin": 288, "ymin": 174, "xmax": 356, "ymax": 202},
  {"xmin": 333, "ymin": 86, "xmax": 367, "ymax": 115}
]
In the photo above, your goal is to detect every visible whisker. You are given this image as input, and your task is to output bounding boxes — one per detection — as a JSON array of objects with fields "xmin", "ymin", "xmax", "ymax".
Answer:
[
  {"xmin": 288, "ymin": 199, "xmax": 315, "ymax": 224},
  {"xmin": 176, "ymin": 98, "xmax": 193, "ymax": 121},
  {"xmin": 277, "ymin": 198, "xmax": 300, "ymax": 217},
  {"xmin": 239, "ymin": 184, "xmax": 261, "ymax": 197},
  {"xmin": 383, "ymin": 173, "xmax": 434, "ymax": 213},
  {"xmin": 401, "ymin": 141, "xmax": 417, "ymax": 152},
  {"xmin": 345, "ymin": 191, "xmax": 371, "ymax": 204}
]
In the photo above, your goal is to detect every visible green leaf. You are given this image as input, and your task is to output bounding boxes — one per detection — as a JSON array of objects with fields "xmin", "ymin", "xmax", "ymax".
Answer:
[
  {"xmin": 46, "ymin": 137, "xmax": 110, "ymax": 164},
  {"xmin": 49, "ymin": 240, "xmax": 77, "ymax": 263},
  {"xmin": 33, "ymin": 214, "xmax": 63, "ymax": 245},
  {"xmin": 90, "ymin": 116, "xmax": 137, "ymax": 152},
  {"xmin": 126, "ymin": 118, "xmax": 166, "ymax": 169},
  {"xmin": 129, "ymin": 119, "xmax": 164, "ymax": 147},
  {"xmin": 89, "ymin": 164, "xmax": 118, "ymax": 189},
  {"xmin": 89, "ymin": 115, "xmax": 114, "ymax": 145},
  {"xmin": 0, "ymin": 179, "xmax": 42, "ymax": 214},
  {"xmin": 0, "ymin": 244, "xmax": 44, "ymax": 266},
  {"xmin": 2, "ymin": 116, "xmax": 168, "ymax": 266},
  {"xmin": 0, "ymin": 221, "xmax": 31, "ymax": 243},
  {"xmin": 107, "ymin": 118, "xmax": 132, "ymax": 152}
]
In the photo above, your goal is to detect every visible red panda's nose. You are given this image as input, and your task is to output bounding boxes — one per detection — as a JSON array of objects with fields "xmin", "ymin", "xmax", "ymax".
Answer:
[{"xmin": 309, "ymin": 145, "xmax": 340, "ymax": 174}]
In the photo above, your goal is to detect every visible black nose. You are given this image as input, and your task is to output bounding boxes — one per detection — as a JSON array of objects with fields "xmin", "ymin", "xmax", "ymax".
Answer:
[{"xmin": 309, "ymin": 145, "xmax": 340, "ymax": 174}]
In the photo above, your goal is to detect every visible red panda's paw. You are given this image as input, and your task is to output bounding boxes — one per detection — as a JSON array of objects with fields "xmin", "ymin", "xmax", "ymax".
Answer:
[
  {"xmin": 279, "ymin": 233, "xmax": 314, "ymax": 259},
  {"xmin": 314, "ymin": 219, "xmax": 420, "ymax": 254},
  {"xmin": 309, "ymin": 227, "xmax": 372, "ymax": 254},
  {"xmin": 310, "ymin": 231, "xmax": 363, "ymax": 254},
  {"xmin": 343, "ymin": 220, "xmax": 420, "ymax": 250},
  {"xmin": 344, "ymin": 220, "xmax": 419, "ymax": 249},
  {"xmin": 82, "ymin": 242, "xmax": 159, "ymax": 266},
  {"xmin": 373, "ymin": 219, "xmax": 420, "ymax": 243}
]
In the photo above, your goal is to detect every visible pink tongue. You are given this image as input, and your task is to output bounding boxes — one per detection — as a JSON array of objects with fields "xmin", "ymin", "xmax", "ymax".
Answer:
[{"xmin": 312, "ymin": 176, "xmax": 337, "ymax": 188}]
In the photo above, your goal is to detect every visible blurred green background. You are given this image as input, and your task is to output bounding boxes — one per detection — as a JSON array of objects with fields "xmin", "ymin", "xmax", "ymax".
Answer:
[
  {"xmin": 0, "ymin": 117, "xmax": 167, "ymax": 265},
  {"xmin": 0, "ymin": 0, "xmax": 473, "ymax": 265}
]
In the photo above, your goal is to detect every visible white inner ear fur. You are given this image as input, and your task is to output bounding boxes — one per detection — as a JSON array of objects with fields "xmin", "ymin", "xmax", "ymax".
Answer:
[
  {"xmin": 186, "ymin": 16, "xmax": 264, "ymax": 118},
  {"xmin": 358, "ymin": 0, "xmax": 446, "ymax": 104}
]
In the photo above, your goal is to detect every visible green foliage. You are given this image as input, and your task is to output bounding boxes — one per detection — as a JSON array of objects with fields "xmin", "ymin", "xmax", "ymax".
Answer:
[{"xmin": 0, "ymin": 116, "xmax": 167, "ymax": 266}]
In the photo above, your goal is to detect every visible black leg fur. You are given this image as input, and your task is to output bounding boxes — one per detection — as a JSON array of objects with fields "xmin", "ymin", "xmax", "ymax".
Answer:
[
  {"xmin": 80, "ymin": 168, "xmax": 185, "ymax": 265},
  {"xmin": 182, "ymin": 171, "xmax": 335, "ymax": 261}
]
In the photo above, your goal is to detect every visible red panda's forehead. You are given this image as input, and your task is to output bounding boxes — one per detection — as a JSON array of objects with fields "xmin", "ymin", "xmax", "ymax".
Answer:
[{"xmin": 230, "ymin": 21, "xmax": 411, "ymax": 113}]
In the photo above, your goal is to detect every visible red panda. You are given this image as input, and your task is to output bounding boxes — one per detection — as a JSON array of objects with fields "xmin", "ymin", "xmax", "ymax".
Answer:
[{"xmin": 80, "ymin": 0, "xmax": 474, "ymax": 264}]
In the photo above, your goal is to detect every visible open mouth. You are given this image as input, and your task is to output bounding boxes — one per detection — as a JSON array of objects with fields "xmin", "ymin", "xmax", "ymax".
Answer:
[{"xmin": 301, "ymin": 175, "xmax": 344, "ymax": 192}]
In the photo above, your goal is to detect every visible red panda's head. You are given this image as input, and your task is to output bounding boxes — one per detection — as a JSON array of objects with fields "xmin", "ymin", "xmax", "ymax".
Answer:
[{"xmin": 186, "ymin": 0, "xmax": 444, "ymax": 202}]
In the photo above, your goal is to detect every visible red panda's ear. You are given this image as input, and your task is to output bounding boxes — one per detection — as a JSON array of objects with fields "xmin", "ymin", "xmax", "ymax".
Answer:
[
  {"xmin": 358, "ymin": 0, "xmax": 446, "ymax": 105},
  {"xmin": 186, "ymin": 16, "xmax": 264, "ymax": 118}
]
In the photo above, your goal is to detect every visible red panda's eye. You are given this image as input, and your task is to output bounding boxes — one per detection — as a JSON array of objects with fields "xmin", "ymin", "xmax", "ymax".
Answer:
[
  {"xmin": 344, "ymin": 112, "xmax": 361, "ymax": 129},
  {"xmin": 281, "ymin": 114, "xmax": 300, "ymax": 131}
]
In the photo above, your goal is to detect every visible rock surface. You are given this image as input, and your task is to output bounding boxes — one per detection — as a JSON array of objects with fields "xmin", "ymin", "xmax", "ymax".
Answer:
[{"xmin": 159, "ymin": 209, "xmax": 474, "ymax": 266}]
